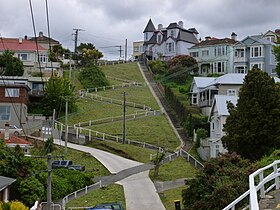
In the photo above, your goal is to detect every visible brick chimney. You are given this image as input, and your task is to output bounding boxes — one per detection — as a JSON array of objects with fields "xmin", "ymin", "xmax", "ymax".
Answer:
[
  {"xmin": 39, "ymin": 32, "xmax": 44, "ymax": 38},
  {"xmin": 4, "ymin": 123, "xmax": 9, "ymax": 140},
  {"xmin": 231, "ymin": 32, "xmax": 237, "ymax": 41}
]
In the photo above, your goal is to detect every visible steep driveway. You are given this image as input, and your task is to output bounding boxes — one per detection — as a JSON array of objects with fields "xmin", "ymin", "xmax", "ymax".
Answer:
[{"xmin": 53, "ymin": 139, "xmax": 166, "ymax": 210}]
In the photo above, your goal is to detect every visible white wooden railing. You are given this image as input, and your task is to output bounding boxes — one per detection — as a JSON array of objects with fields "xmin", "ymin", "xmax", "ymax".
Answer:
[{"xmin": 223, "ymin": 160, "xmax": 280, "ymax": 210}]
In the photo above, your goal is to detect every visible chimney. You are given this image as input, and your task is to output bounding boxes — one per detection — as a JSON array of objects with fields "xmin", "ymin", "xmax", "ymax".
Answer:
[
  {"xmin": 158, "ymin": 24, "xmax": 163, "ymax": 30},
  {"xmin": 39, "ymin": 32, "xmax": 43, "ymax": 38},
  {"xmin": 24, "ymin": 35, "xmax": 28, "ymax": 40},
  {"xmin": 178, "ymin": 21, "xmax": 183, "ymax": 28},
  {"xmin": 275, "ymin": 29, "xmax": 280, "ymax": 35},
  {"xmin": 4, "ymin": 123, "xmax": 9, "ymax": 140},
  {"xmin": 19, "ymin": 37, "xmax": 22, "ymax": 44},
  {"xmin": 231, "ymin": 32, "xmax": 237, "ymax": 41},
  {"xmin": 205, "ymin": 36, "xmax": 211, "ymax": 41}
]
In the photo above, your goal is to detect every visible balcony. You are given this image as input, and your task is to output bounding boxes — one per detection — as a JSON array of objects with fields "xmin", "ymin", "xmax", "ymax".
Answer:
[
  {"xmin": 234, "ymin": 57, "xmax": 248, "ymax": 63},
  {"xmin": 29, "ymin": 89, "xmax": 45, "ymax": 97}
]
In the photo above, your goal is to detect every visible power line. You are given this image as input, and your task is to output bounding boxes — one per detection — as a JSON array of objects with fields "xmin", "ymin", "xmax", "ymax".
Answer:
[
  {"xmin": 73, "ymin": 28, "xmax": 85, "ymax": 53},
  {"xmin": 45, "ymin": 0, "xmax": 54, "ymax": 77}
]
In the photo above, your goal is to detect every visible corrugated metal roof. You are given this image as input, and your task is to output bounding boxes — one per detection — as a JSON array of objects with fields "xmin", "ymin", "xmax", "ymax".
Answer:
[
  {"xmin": 0, "ymin": 176, "xmax": 16, "ymax": 191},
  {"xmin": 208, "ymin": 73, "xmax": 246, "ymax": 86},
  {"xmin": 214, "ymin": 95, "xmax": 238, "ymax": 116},
  {"xmin": 193, "ymin": 77, "xmax": 217, "ymax": 88}
]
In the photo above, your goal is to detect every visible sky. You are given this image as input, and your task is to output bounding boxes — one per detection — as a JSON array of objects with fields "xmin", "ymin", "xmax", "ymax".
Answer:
[{"xmin": 0, "ymin": 0, "xmax": 280, "ymax": 60}]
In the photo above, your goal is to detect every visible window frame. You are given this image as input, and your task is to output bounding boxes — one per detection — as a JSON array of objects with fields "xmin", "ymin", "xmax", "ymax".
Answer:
[{"xmin": 5, "ymin": 88, "xmax": 20, "ymax": 97}]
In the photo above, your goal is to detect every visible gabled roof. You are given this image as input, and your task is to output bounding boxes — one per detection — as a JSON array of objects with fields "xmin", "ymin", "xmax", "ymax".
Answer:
[
  {"xmin": 143, "ymin": 19, "xmax": 156, "ymax": 33},
  {"xmin": 210, "ymin": 95, "xmax": 238, "ymax": 117},
  {"xmin": 0, "ymin": 176, "xmax": 16, "ymax": 191},
  {"xmin": 29, "ymin": 35, "xmax": 59, "ymax": 44},
  {"xmin": 207, "ymin": 73, "xmax": 246, "ymax": 86},
  {"xmin": 191, "ymin": 38, "xmax": 236, "ymax": 48},
  {"xmin": 193, "ymin": 77, "xmax": 217, "ymax": 88},
  {"xmin": 236, "ymin": 35, "xmax": 276, "ymax": 46},
  {"xmin": 0, "ymin": 38, "xmax": 46, "ymax": 51}
]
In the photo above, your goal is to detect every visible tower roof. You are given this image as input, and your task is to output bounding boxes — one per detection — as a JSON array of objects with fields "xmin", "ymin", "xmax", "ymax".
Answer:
[{"xmin": 143, "ymin": 19, "xmax": 156, "ymax": 33}]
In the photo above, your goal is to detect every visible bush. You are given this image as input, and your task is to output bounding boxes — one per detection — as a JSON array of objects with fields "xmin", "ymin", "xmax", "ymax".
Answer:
[
  {"xmin": 148, "ymin": 60, "xmax": 167, "ymax": 75},
  {"xmin": 195, "ymin": 128, "xmax": 208, "ymax": 148},
  {"xmin": 79, "ymin": 64, "xmax": 109, "ymax": 89},
  {"xmin": 186, "ymin": 114, "xmax": 209, "ymax": 137}
]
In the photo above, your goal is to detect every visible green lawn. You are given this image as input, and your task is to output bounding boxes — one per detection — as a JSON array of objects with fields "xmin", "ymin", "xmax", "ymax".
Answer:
[
  {"xmin": 159, "ymin": 185, "xmax": 187, "ymax": 210},
  {"xmin": 66, "ymin": 184, "xmax": 125, "ymax": 210},
  {"xmin": 87, "ymin": 140, "xmax": 157, "ymax": 163},
  {"xmin": 96, "ymin": 85, "xmax": 160, "ymax": 110},
  {"xmin": 65, "ymin": 98, "xmax": 143, "ymax": 125},
  {"xmin": 100, "ymin": 63, "xmax": 145, "ymax": 83},
  {"xmin": 88, "ymin": 115, "xmax": 180, "ymax": 151},
  {"xmin": 150, "ymin": 157, "xmax": 197, "ymax": 181}
]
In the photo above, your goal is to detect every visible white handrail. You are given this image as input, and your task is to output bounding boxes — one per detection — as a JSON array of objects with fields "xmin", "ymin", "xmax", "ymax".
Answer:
[{"xmin": 224, "ymin": 160, "xmax": 280, "ymax": 210}]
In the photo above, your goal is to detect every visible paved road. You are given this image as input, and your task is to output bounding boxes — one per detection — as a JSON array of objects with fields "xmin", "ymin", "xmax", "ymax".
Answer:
[{"xmin": 52, "ymin": 139, "xmax": 166, "ymax": 210}]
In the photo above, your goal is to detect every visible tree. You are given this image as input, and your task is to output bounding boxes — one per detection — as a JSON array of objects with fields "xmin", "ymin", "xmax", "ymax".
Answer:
[
  {"xmin": 222, "ymin": 67, "xmax": 280, "ymax": 160},
  {"xmin": 43, "ymin": 76, "xmax": 76, "ymax": 117},
  {"xmin": 272, "ymin": 45, "xmax": 280, "ymax": 77},
  {"xmin": 0, "ymin": 50, "xmax": 24, "ymax": 76},
  {"xmin": 48, "ymin": 44, "xmax": 70, "ymax": 62},
  {"xmin": 75, "ymin": 43, "xmax": 103, "ymax": 66},
  {"xmin": 79, "ymin": 64, "xmax": 109, "ymax": 89},
  {"xmin": 166, "ymin": 55, "xmax": 198, "ymax": 84},
  {"xmin": 182, "ymin": 153, "xmax": 256, "ymax": 210},
  {"xmin": 151, "ymin": 151, "xmax": 165, "ymax": 177}
]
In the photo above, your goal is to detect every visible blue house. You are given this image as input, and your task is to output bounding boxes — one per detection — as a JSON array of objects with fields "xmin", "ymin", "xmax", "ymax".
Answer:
[{"xmin": 233, "ymin": 35, "xmax": 277, "ymax": 75}]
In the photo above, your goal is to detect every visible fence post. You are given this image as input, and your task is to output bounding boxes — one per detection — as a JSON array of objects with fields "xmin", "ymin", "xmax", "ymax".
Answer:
[
  {"xmin": 76, "ymin": 128, "xmax": 79, "ymax": 139},
  {"xmin": 103, "ymin": 133, "xmax": 105, "ymax": 140},
  {"xmin": 85, "ymin": 186, "xmax": 88, "ymax": 194},
  {"xmin": 259, "ymin": 172, "xmax": 265, "ymax": 198},
  {"xmin": 89, "ymin": 130, "xmax": 91, "ymax": 141},
  {"xmin": 274, "ymin": 163, "xmax": 280, "ymax": 190}
]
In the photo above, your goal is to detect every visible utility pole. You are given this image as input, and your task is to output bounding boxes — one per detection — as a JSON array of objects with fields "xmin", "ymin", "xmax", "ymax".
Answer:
[
  {"xmin": 65, "ymin": 98, "xmax": 68, "ymax": 155},
  {"xmin": 122, "ymin": 92, "xmax": 126, "ymax": 144},
  {"xmin": 47, "ymin": 154, "xmax": 52, "ymax": 210},
  {"xmin": 28, "ymin": 154, "xmax": 63, "ymax": 210},
  {"xmin": 125, "ymin": 39, "xmax": 127, "ymax": 62},
  {"xmin": 73, "ymin": 28, "xmax": 84, "ymax": 53},
  {"xmin": 117, "ymin": 45, "xmax": 122, "ymax": 59}
]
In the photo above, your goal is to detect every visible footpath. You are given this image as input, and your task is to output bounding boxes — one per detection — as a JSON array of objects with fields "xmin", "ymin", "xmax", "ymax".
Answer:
[{"xmin": 138, "ymin": 62, "xmax": 193, "ymax": 151}]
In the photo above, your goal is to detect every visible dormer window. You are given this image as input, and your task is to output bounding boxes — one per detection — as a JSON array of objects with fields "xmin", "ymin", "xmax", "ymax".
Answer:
[
  {"xmin": 170, "ymin": 30, "xmax": 174, "ymax": 37},
  {"xmin": 145, "ymin": 33, "xmax": 148, "ymax": 41}
]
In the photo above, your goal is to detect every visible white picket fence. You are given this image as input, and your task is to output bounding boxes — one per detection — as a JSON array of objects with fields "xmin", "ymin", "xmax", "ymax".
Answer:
[
  {"xmin": 74, "ymin": 110, "xmax": 161, "ymax": 127},
  {"xmin": 80, "ymin": 91, "xmax": 153, "ymax": 111},
  {"xmin": 223, "ymin": 160, "xmax": 280, "ymax": 210}
]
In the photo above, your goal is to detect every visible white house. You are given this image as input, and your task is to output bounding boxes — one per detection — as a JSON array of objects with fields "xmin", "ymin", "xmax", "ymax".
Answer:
[
  {"xmin": 197, "ymin": 95, "xmax": 238, "ymax": 160},
  {"xmin": 190, "ymin": 73, "xmax": 246, "ymax": 115},
  {"xmin": 143, "ymin": 19, "xmax": 199, "ymax": 60}
]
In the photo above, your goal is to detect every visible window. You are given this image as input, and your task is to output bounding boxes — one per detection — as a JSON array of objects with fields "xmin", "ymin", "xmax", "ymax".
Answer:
[
  {"xmin": 202, "ymin": 50, "xmax": 209, "ymax": 57},
  {"xmin": 5, "ymin": 88, "xmax": 19, "ymax": 97},
  {"xmin": 166, "ymin": 43, "xmax": 174, "ymax": 53},
  {"xmin": 18, "ymin": 53, "xmax": 28, "ymax": 61},
  {"xmin": 192, "ymin": 94, "xmax": 197, "ymax": 104},
  {"xmin": 170, "ymin": 30, "xmax": 174, "ymax": 37},
  {"xmin": 157, "ymin": 34, "xmax": 162, "ymax": 43},
  {"xmin": 235, "ymin": 66, "xmax": 247, "ymax": 73},
  {"xmin": 145, "ymin": 33, "xmax": 148, "ymax": 40},
  {"xmin": 215, "ymin": 46, "xmax": 226, "ymax": 56},
  {"xmin": 0, "ymin": 105, "xmax": 11, "ymax": 121},
  {"xmin": 190, "ymin": 52, "xmax": 198, "ymax": 57},
  {"xmin": 234, "ymin": 49, "xmax": 245, "ymax": 58},
  {"xmin": 215, "ymin": 145, "xmax": 220, "ymax": 156},
  {"xmin": 32, "ymin": 83, "xmax": 44, "ymax": 91},
  {"xmin": 227, "ymin": 89, "xmax": 236, "ymax": 96},
  {"xmin": 39, "ymin": 54, "xmax": 49, "ymax": 63},
  {"xmin": 250, "ymin": 62, "xmax": 263, "ymax": 70},
  {"xmin": 134, "ymin": 46, "xmax": 139, "ymax": 52},
  {"xmin": 214, "ymin": 61, "xmax": 226, "ymax": 73},
  {"xmin": 251, "ymin": 46, "xmax": 263, "ymax": 57}
]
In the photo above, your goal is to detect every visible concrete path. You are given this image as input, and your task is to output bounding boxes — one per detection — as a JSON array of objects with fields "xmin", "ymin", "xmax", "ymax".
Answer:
[{"xmin": 52, "ymin": 139, "xmax": 166, "ymax": 210}]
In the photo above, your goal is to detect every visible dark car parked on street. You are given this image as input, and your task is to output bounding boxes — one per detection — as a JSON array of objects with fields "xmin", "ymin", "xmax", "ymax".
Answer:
[{"xmin": 86, "ymin": 202, "xmax": 124, "ymax": 210}]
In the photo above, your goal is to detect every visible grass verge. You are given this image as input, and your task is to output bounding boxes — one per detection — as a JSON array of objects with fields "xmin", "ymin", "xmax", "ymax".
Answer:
[
  {"xmin": 159, "ymin": 185, "xmax": 187, "ymax": 210},
  {"xmin": 66, "ymin": 184, "xmax": 126, "ymax": 210}
]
